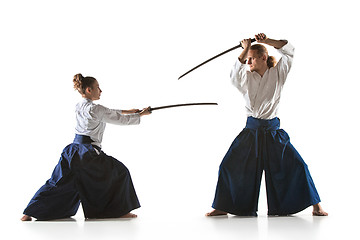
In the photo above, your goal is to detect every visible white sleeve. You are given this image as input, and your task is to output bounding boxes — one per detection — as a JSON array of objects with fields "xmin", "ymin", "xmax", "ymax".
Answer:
[
  {"xmin": 89, "ymin": 104, "xmax": 141, "ymax": 125},
  {"xmin": 275, "ymin": 42, "xmax": 295, "ymax": 84},
  {"xmin": 230, "ymin": 59, "xmax": 249, "ymax": 95}
]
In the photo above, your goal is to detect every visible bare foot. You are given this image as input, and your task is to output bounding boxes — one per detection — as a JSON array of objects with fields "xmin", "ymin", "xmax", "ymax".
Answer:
[
  {"xmin": 205, "ymin": 209, "xmax": 228, "ymax": 217},
  {"xmin": 312, "ymin": 203, "xmax": 328, "ymax": 216},
  {"xmin": 21, "ymin": 215, "xmax": 32, "ymax": 221},
  {"xmin": 120, "ymin": 212, "xmax": 137, "ymax": 218}
]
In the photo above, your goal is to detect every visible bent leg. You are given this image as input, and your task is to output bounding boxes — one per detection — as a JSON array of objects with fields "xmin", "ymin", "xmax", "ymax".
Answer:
[
  {"xmin": 211, "ymin": 129, "xmax": 262, "ymax": 216},
  {"xmin": 264, "ymin": 130, "xmax": 321, "ymax": 215},
  {"xmin": 23, "ymin": 180, "xmax": 80, "ymax": 220},
  {"xmin": 23, "ymin": 150, "xmax": 81, "ymax": 220},
  {"xmin": 75, "ymin": 151, "xmax": 140, "ymax": 219}
]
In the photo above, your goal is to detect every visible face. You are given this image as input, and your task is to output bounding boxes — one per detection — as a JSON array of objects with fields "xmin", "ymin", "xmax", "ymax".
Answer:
[
  {"xmin": 86, "ymin": 80, "xmax": 102, "ymax": 100},
  {"xmin": 247, "ymin": 50, "xmax": 266, "ymax": 72}
]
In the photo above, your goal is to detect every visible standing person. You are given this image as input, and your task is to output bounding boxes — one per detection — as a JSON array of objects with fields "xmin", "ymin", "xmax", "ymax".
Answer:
[
  {"xmin": 21, "ymin": 74, "xmax": 151, "ymax": 221},
  {"xmin": 206, "ymin": 33, "xmax": 328, "ymax": 217}
]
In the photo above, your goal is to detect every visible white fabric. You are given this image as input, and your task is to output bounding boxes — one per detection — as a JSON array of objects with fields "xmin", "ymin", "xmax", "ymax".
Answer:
[
  {"xmin": 75, "ymin": 98, "xmax": 140, "ymax": 147},
  {"xmin": 230, "ymin": 43, "xmax": 295, "ymax": 119}
]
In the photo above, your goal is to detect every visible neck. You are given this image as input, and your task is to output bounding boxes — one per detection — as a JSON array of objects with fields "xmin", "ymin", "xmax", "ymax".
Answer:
[
  {"xmin": 255, "ymin": 65, "xmax": 269, "ymax": 77},
  {"xmin": 82, "ymin": 95, "xmax": 93, "ymax": 101}
]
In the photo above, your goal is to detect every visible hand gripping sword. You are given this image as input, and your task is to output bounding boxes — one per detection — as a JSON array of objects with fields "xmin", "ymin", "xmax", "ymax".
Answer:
[{"xmin": 178, "ymin": 38, "xmax": 255, "ymax": 80}]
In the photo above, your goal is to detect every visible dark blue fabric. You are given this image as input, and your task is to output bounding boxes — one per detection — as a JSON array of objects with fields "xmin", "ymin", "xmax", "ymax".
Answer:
[
  {"xmin": 212, "ymin": 117, "xmax": 320, "ymax": 216},
  {"xmin": 23, "ymin": 135, "xmax": 140, "ymax": 220}
]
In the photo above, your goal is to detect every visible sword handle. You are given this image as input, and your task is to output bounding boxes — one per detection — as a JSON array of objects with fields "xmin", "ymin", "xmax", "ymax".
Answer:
[
  {"xmin": 240, "ymin": 38, "xmax": 256, "ymax": 48},
  {"xmin": 135, "ymin": 107, "xmax": 152, "ymax": 114}
]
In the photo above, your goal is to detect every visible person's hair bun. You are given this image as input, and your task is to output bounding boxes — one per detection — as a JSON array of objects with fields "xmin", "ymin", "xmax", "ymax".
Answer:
[{"xmin": 73, "ymin": 73, "xmax": 84, "ymax": 93}]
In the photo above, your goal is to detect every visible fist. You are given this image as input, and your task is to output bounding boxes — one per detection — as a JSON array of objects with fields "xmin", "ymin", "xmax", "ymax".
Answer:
[
  {"xmin": 140, "ymin": 106, "xmax": 152, "ymax": 116},
  {"xmin": 255, "ymin": 33, "xmax": 268, "ymax": 43},
  {"xmin": 241, "ymin": 38, "xmax": 252, "ymax": 49}
]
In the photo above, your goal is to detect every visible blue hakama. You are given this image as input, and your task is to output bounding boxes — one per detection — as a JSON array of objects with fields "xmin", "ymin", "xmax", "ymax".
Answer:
[
  {"xmin": 23, "ymin": 135, "xmax": 140, "ymax": 220},
  {"xmin": 212, "ymin": 117, "xmax": 320, "ymax": 216}
]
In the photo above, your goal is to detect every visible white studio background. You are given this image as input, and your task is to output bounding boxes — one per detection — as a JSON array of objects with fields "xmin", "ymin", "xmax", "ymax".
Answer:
[{"xmin": 0, "ymin": 0, "xmax": 359, "ymax": 238}]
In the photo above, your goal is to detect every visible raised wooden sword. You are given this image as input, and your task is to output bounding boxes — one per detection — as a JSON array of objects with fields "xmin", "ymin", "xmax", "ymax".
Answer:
[{"xmin": 178, "ymin": 38, "xmax": 256, "ymax": 80}]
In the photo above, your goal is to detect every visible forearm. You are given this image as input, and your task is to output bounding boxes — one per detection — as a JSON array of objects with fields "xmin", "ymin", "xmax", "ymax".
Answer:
[
  {"xmin": 238, "ymin": 47, "xmax": 249, "ymax": 64},
  {"xmin": 99, "ymin": 109, "xmax": 141, "ymax": 125},
  {"xmin": 121, "ymin": 109, "xmax": 137, "ymax": 114},
  {"xmin": 238, "ymin": 38, "xmax": 252, "ymax": 64},
  {"xmin": 263, "ymin": 38, "xmax": 288, "ymax": 49},
  {"xmin": 122, "ymin": 107, "xmax": 151, "ymax": 116}
]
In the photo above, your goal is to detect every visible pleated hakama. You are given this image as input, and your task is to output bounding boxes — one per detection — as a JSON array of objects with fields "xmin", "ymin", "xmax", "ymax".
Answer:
[
  {"xmin": 23, "ymin": 135, "xmax": 140, "ymax": 220},
  {"xmin": 212, "ymin": 117, "xmax": 320, "ymax": 216}
]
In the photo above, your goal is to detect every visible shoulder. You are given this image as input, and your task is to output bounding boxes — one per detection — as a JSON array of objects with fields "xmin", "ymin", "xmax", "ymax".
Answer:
[
  {"xmin": 76, "ymin": 99, "xmax": 92, "ymax": 112},
  {"xmin": 76, "ymin": 99, "xmax": 109, "ymax": 118},
  {"xmin": 89, "ymin": 103, "xmax": 109, "ymax": 115}
]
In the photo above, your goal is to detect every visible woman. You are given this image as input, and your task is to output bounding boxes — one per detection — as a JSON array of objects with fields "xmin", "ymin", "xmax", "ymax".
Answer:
[
  {"xmin": 206, "ymin": 33, "xmax": 328, "ymax": 217},
  {"xmin": 21, "ymin": 74, "xmax": 151, "ymax": 221}
]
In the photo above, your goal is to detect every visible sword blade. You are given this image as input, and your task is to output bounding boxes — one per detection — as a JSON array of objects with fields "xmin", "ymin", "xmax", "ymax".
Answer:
[
  {"xmin": 178, "ymin": 38, "xmax": 255, "ymax": 80},
  {"xmin": 150, "ymin": 102, "xmax": 218, "ymax": 112},
  {"xmin": 178, "ymin": 45, "xmax": 241, "ymax": 80}
]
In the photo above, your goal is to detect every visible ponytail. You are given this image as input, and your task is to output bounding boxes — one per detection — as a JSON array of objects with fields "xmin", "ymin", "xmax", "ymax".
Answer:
[
  {"xmin": 267, "ymin": 56, "xmax": 277, "ymax": 68},
  {"xmin": 73, "ymin": 73, "xmax": 96, "ymax": 95}
]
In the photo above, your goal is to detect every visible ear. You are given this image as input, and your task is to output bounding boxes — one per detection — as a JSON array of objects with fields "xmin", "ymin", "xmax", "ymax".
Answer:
[{"xmin": 85, "ymin": 87, "xmax": 92, "ymax": 94}]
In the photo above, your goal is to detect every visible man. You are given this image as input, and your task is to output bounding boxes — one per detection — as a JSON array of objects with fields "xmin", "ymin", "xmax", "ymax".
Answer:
[{"xmin": 206, "ymin": 33, "xmax": 327, "ymax": 217}]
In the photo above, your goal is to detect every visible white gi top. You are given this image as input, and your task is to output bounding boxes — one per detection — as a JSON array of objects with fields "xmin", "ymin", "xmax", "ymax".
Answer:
[
  {"xmin": 230, "ymin": 43, "xmax": 295, "ymax": 119},
  {"xmin": 75, "ymin": 98, "xmax": 140, "ymax": 147}
]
